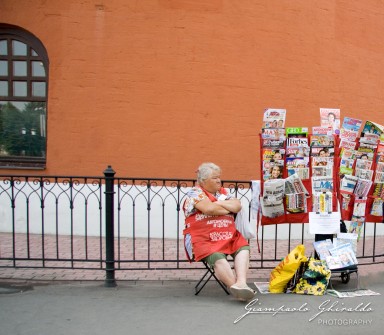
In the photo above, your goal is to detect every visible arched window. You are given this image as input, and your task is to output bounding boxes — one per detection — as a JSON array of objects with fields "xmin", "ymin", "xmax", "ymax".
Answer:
[{"xmin": 0, "ymin": 24, "xmax": 48, "ymax": 169}]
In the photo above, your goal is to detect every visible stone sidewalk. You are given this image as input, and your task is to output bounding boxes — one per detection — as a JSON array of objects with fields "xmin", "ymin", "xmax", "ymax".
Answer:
[{"xmin": 1, "ymin": 279, "xmax": 384, "ymax": 335}]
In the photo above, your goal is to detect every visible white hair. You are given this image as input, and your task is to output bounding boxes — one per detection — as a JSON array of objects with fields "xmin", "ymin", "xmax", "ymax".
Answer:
[{"xmin": 196, "ymin": 162, "xmax": 221, "ymax": 184}]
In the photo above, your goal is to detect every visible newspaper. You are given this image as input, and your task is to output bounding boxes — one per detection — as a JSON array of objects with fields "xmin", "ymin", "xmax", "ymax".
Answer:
[
  {"xmin": 312, "ymin": 191, "xmax": 333, "ymax": 213},
  {"xmin": 285, "ymin": 173, "xmax": 309, "ymax": 196},
  {"xmin": 253, "ymin": 282, "xmax": 270, "ymax": 294},
  {"xmin": 327, "ymin": 289, "xmax": 380, "ymax": 298},
  {"xmin": 312, "ymin": 176, "xmax": 333, "ymax": 193},
  {"xmin": 261, "ymin": 179, "xmax": 285, "ymax": 218},
  {"xmin": 286, "ymin": 192, "xmax": 307, "ymax": 213}
]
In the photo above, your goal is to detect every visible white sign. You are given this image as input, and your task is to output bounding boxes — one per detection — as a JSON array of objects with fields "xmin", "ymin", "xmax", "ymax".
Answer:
[{"xmin": 309, "ymin": 212, "xmax": 341, "ymax": 234}]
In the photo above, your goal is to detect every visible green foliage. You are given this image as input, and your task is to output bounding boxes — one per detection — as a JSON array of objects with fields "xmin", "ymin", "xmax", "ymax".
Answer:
[{"xmin": 0, "ymin": 101, "xmax": 46, "ymax": 157}]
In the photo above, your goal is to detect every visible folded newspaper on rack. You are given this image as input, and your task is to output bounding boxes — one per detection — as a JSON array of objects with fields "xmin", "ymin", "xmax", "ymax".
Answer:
[{"xmin": 261, "ymin": 179, "xmax": 285, "ymax": 218}]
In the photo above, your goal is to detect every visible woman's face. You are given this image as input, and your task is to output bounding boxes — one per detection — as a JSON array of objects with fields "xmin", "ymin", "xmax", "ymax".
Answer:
[
  {"xmin": 273, "ymin": 152, "xmax": 282, "ymax": 160},
  {"xmin": 271, "ymin": 166, "xmax": 281, "ymax": 178},
  {"xmin": 201, "ymin": 170, "xmax": 222, "ymax": 193}
]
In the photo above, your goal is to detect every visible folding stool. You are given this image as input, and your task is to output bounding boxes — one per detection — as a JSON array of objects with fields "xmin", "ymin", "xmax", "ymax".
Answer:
[{"xmin": 194, "ymin": 261, "xmax": 230, "ymax": 295}]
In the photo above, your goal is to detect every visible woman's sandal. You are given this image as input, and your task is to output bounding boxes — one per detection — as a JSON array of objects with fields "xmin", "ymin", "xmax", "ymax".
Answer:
[{"xmin": 229, "ymin": 285, "xmax": 256, "ymax": 301}]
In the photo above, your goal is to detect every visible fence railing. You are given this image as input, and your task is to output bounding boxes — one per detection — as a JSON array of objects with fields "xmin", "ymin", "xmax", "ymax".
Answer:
[{"xmin": 1, "ymin": 166, "xmax": 383, "ymax": 286}]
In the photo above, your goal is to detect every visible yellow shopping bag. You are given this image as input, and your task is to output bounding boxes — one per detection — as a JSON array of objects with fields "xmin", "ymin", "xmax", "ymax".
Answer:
[{"xmin": 269, "ymin": 245, "xmax": 308, "ymax": 293}]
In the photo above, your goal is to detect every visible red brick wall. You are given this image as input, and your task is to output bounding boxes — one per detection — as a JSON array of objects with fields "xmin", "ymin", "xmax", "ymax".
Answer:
[{"xmin": 1, "ymin": 0, "xmax": 384, "ymax": 180}]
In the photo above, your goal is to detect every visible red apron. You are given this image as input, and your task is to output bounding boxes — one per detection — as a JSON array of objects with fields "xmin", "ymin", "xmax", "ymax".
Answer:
[{"xmin": 183, "ymin": 187, "xmax": 249, "ymax": 262}]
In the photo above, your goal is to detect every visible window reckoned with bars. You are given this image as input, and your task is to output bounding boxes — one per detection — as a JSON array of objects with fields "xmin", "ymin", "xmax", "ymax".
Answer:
[{"xmin": 0, "ymin": 24, "xmax": 48, "ymax": 169}]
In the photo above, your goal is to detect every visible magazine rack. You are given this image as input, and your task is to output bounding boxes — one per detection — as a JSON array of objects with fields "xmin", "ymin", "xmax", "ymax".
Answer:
[
  {"xmin": 337, "ymin": 135, "xmax": 384, "ymax": 224},
  {"xmin": 259, "ymin": 133, "xmax": 339, "ymax": 225}
]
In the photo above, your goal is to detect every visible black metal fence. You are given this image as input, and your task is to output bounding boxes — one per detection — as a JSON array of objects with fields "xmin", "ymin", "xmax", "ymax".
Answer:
[{"xmin": 1, "ymin": 166, "xmax": 383, "ymax": 286}]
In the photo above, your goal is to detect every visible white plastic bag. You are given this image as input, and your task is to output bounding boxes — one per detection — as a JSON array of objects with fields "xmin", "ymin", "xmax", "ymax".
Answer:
[{"xmin": 235, "ymin": 205, "xmax": 256, "ymax": 239}]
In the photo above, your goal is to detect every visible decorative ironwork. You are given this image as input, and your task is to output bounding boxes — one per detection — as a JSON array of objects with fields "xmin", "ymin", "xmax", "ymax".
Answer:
[{"xmin": 0, "ymin": 168, "xmax": 383, "ymax": 283}]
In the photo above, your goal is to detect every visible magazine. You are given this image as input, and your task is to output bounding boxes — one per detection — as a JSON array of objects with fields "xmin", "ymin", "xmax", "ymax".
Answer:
[
  {"xmin": 374, "ymin": 171, "xmax": 384, "ymax": 183},
  {"xmin": 285, "ymin": 146, "xmax": 310, "ymax": 158},
  {"xmin": 328, "ymin": 243, "xmax": 357, "ymax": 268},
  {"xmin": 325, "ymin": 255, "xmax": 344, "ymax": 269},
  {"xmin": 286, "ymin": 157, "xmax": 309, "ymax": 178},
  {"xmin": 286, "ymin": 127, "xmax": 309, "ymax": 147},
  {"xmin": 376, "ymin": 143, "xmax": 384, "ymax": 162},
  {"xmin": 370, "ymin": 198, "xmax": 383, "ymax": 216},
  {"xmin": 310, "ymin": 147, "xmax": 334, "ymax": 157},
  {"xmin": 261, "ymin": 128, "xmax": 286, "ymax": 140},
  {"xmin": 263, "ymin": 108, "xmax": 287, "ymax": 128},
  {"xmin": 312, "ymin": 156, "xmax": 334, "ymax": 167},
  {"xmin": 313, "ymin": 239, "xmax": 334, "ymax": 260},
  {"xmin": 341, "ymin": 116, "xmax": 362, "ymax": 131},
  {"xmin": 372, "ymin": 182, "xmax": 384, "ymax": 198},
  {"xmin": 340, "ymin": 148, "xmax": 357, "ymax": 160},
  {"xmin": 320, "ymin": 108, "xmax": 341, "ymax": 135},
  {"xmin": 287, "ymin": 167, "xmax": 310, "ymax": 179},
  {"xmin": 339, "ymin": 139, "xmax": 357, "ymax": 151},
  {"xmin": 354, "ymin": 168, "xmax": 373, "ymax": 181},
  {"xmin": 263, "ymin": 160, "xmax": 284, "ymax": 181},
  {"xmin": 361, "ymin": 120, "xmax": 384, "ymax": 137},
  {"xmin": 339, "ymin": 175, "xmax": 358, "ymax": 193},
  {"xmin": 339, "ymin": 158, "xmax": 354, "ymax": 175},
  {"xmin": 262, "ymin": 148, "xmax": 285, "ymax": 162},
  {"xmin": 356, "ymin": 148, "xmax": 374, "ymax": 161},
  {"xmin": 334, "ymin": 232, "xmax": 358, "ymax": 256},
  {"xmin": 261, "ymin": 138, "xmax": 285, "ymax": 148},
  {"xmin": 312, "ymin": 165, "xmax": 333, "ymax": 177},
  {"xmin": 353, "ymin": 178, "xmax": 372, "ymax": 197},
  {"xmin": 355, "ymin": 158, "xmax": 373, "ymax": 170},
  {"xmin": 286, "ymin": 136, "xmax": 309, "ymax": 147},
  {"xmin": 375, "ymin": 161, "xmax": 384, "ymax": 172},
  {"xmin": 352, "ymin": 197, "xmax": 367, "ymax": 217},
  {"xmin": 339, "ymin": 129, "xmax": 359, "ymax": 143},
  {"xmin": 312, "ymin": 126, "xmax": 332, "ymax": 135},
  {"xmin": 348, "ymin": 216, "xmax": 365, "ymax": 241},
  {"xmin": 360, "ymin": 134, "xmax": 379, "ymax": 146},
  {"xmin": 340, "ymin": 191, "xmax": 352, "ymax": 210},
  {"xmin": 310, "ymin": 135, "xmax": 335, "ymax": 147}
]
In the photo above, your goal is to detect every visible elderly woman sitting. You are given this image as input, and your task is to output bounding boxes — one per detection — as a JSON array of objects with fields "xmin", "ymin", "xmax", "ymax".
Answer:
[{"xmin": 183, "ymin": 162, "xmax": 255, "ymax": 301}]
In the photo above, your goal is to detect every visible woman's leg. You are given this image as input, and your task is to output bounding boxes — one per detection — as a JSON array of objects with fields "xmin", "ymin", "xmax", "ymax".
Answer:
[
  {"xmin": 233, "ymin": 249, "xmax": 250, "ymax": 287},
  {"xmin": 213, "ymin": 258, "xmax": 236, "ymax": 288}
]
